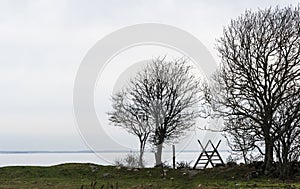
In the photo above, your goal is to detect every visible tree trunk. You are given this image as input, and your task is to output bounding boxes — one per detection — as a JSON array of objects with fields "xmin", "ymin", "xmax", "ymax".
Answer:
[
  {"xmin": 279, "ymin": 144, "xmax": 290, "ymax": 180},
  {"xmin": 139, "ymin": 139, "xmax": 146, "ymax": 168},
  {"xmin": 154, "ymin": 143, "xmax": 163, "ymax": 166},
  {"xmin": 280, "ymin": 159, "xmax": 288, "ymax": 180},
  {"xmin": 264, "ymin": 138, "xmax": 274, "ymax": 175},
  {"xmin": 242, "ymin": 150, "xmax": 248, "ymax": 165},
  {"xmin": 139, "ymin": 148, "xmax": 144, "ymax": 168}
]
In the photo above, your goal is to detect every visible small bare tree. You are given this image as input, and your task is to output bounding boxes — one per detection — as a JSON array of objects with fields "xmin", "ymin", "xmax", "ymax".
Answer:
[
  {"xmin": 273, "ymin": 83, "xmax": 300, "ymax": 179},
  {"xmin": 110, "ymin": 57, "xmax": 201, "ymax": 166},
  {"xmin": 223, "ymin": 117, "xmax": 263, "ymax": 165},
  {"xmin": 109, "ymin": 92, "xmax": 151, "ymax": 167}
]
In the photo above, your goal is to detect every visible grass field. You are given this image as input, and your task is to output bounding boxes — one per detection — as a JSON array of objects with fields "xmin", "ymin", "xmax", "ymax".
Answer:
[{"xmin": 0, "ymin": 163, "xmax": 299, "ymax": 189}]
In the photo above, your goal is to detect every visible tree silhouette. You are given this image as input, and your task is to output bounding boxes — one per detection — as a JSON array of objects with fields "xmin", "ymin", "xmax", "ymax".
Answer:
[
  {"xmin": 204, "ymin": 6, "xmax": 300, "ymax": 176},
  {"xmin": 109, "ymin": 92, "xmax": 151, "ymax": 167},
  {"xmin": 109, "ymin": 57, "xmax": 201, "ymax": 166}
]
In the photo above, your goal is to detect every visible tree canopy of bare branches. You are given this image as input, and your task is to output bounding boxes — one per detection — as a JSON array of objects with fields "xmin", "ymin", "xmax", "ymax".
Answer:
[
  {"xmin": 109, "ymin": 57, "xmax": 201, "ymax": 166},
  {"xmin": 204, "ymin": 6, "xmax": 300, "ymax": 177}
]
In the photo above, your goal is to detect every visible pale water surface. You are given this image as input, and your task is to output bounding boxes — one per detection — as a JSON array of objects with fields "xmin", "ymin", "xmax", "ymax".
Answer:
[{"xmin": 0, "ymin": 151, "xmax": 230, "ymax": 167}]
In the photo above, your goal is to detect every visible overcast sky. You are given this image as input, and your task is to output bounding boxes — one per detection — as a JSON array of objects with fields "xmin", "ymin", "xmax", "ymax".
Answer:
[{"xmin": 0, "ymin": 0, "xmax": 299, "ymax": 151}]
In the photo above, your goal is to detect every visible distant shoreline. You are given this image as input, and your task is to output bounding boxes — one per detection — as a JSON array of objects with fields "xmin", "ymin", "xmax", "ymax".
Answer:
[{"xmin": 0, "ymin": 150, "xmax": 229, "ymax": 154}]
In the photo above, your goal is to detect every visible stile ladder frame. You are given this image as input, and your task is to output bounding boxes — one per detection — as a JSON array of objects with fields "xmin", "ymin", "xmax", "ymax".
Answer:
[{"xmin": 193, "ymin": 139, "xmax": 225, "ymax": 169}]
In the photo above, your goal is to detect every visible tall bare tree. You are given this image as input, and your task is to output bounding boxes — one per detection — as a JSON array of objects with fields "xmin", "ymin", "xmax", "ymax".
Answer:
[
  {"xmin": 204, "ymin": 6, "xmax": 300, "ymax": 174},
  {"xmin": 110, "ymin": 57, "xmax": 201, "ymax": 166}
]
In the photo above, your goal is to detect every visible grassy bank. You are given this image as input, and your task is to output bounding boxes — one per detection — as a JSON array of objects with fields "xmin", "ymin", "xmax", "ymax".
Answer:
[{"xmin": 0, "ymin": 163, "xmax": 299, "ymax": 189}]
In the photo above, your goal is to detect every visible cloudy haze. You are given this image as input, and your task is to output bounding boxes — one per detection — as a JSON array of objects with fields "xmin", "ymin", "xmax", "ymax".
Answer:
[{"xmin": 0, "ymin": 0, "xmax": 298, "ymax": 151}]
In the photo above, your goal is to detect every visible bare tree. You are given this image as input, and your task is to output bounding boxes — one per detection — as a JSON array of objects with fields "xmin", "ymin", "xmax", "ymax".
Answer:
[
  {"xmin": 110, "ymin": 57, "xmax": 201, "ymax": 166},
  {"xmin": 223, "ymin": 117, "xmax": 263, "ymax": 165},
  {"xmin": 204, "ymin": 6, "xmax": 300, "ymax": 175},
  {"xmin": 109, "ymin": 92, "xmax": 151, "ymax": 167},
  {"xmin": 273, "ymin": 82, "xmax": 300, "ymax": 179}
]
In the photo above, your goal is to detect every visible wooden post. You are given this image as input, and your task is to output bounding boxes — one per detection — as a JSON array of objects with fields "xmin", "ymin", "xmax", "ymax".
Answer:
[{"xmin": 172, "ymin": 145, "xmax": 175, "ymax": 169}]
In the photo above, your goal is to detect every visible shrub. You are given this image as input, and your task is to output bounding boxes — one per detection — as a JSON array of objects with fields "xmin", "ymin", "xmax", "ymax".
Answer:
[
  {"xmin": 176, "ymin": 161, "xmax": 192, "ymax": 169},
  {"xmin": 114, "ymin": 153, "xmax": 142, "ymax": 168}
]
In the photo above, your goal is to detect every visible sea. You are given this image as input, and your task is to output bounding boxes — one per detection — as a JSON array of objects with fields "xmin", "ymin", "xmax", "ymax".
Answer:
[{"xmin": 0, "ymin": 150, "xmax": 230, "ymax": 168}]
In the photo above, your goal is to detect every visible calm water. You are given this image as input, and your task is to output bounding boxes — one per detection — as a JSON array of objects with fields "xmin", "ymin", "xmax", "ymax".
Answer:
[{"xmin": 0, "ymin": 151, "xmax": 230, "ymax": 167}]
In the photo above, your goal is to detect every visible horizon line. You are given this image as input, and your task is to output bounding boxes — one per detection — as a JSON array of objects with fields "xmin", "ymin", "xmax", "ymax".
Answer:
[{"xmin": 0, "ymin": 149, "xmax": 230, "ymax": 154}]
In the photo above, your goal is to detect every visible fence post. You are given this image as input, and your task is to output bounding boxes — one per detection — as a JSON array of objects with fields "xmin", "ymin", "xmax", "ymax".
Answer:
[{"xmin": 172, "ymin": 145, "xmax": 175, "ymax": 169}]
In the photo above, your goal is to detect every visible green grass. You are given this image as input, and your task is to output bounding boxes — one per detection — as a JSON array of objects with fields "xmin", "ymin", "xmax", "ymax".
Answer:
[{"xmin": 0, "ymin": 163, "xmax": 299, "ymax": 188}]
